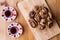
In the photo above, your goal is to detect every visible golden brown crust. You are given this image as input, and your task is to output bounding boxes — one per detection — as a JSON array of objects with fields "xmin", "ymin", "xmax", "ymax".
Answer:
[
  {"xmin": 29, "ymin": 5, "xmax": 53, "ymax": 30},
  {"xmin": 29, "ymin": 19, "xmax": 38, "ymax": 28}
]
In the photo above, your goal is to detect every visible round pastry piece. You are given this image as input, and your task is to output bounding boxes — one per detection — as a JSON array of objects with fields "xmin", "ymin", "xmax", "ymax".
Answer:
[
  {"xmin": 34, "ymin": 13, "xmax": 41, "ymax": 22},
  {"xmin": 8, "ymin": 23, "xmax": 23, "ymax": 38},
  {"xmin": 29, "ymin": 19, "xmax": 38, "ymax": 28},
  {"xmin": 2, "ymin": 6, "xmax": 17, "ymax": 22},
  {"xmin": 39, "ymin": 19, "xmax": 46, "ymax": 30},
  {"xmin": 29, "ymin": 10, "xmax": 36, "ymax": 19},
  {"xmin": 47, "ymin": 15, "xmax": 53, "ymax": 28},
  {"xmin": 40, "ymin": 19, "xmax": 46, "ymax": 26},
  {"xmin": 33, "ymin": 5, "xmax": 41, "ymax": 13},
  {"xmin": 39, "ymin": 7, "xmax": 48, "ymax": 19},
  {"xmin": 39, "ymin": 25, "xmax": 46, "ymax": 30},
  {"xmin": 42, "ymin": 7, "xmax": 48, "ymax": 13},
  {"xmin": 38, "ymin": 24, "xmax": 46, "ymax": 30},
  {"xmin": 48, "ymin": 21, "xmax": 53, "ymax": 28}
]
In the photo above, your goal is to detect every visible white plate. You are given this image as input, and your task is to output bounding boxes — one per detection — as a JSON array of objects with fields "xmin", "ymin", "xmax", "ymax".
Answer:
[
  {"xmin": 8, "ymin": 22, "xmax": 23, "ymax": 38},
  {"xmin": 2, "ymin": 6, "xmax": 17, "ymax": 22}
]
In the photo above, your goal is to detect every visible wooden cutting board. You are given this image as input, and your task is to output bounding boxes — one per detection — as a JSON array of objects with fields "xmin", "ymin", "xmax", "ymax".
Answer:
[{"xmin": 18, "ymin": 0, "xmax": 60, "ymax": 40}]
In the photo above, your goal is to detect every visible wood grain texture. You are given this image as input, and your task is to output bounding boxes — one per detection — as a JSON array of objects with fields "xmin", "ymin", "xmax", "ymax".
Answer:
[
  {"xmin": 46, "ymin": 0, "xmax": 60, "ymax": 40},
  {"xmin": 18, "ymin": 0, "xmax": 60, "ymax": 40},
  {"xmin": 0, "ymin": 0, "xmax": 35, "ymax": 40},
  {"xmin": 0, "ymin": 0, "xmax": 60, "ymax": 40}
]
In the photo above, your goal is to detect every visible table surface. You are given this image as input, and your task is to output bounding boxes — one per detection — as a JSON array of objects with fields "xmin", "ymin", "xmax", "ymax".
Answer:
[{"xmin": 0, "ymin": 0, "xmax": 60, "ymax": 40}]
